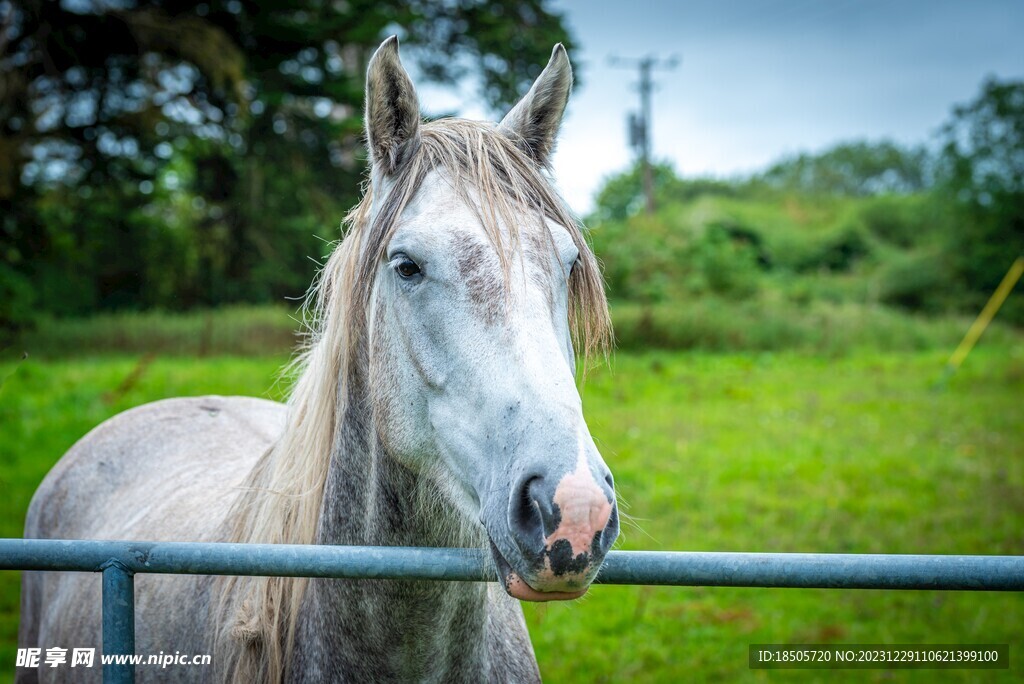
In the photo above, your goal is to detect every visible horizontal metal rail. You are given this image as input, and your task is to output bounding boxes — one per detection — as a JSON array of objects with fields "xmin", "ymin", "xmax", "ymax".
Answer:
[
  {"xmin": 6, "ymin": 539, "xmax": 1023, "ymax": 684},
  {"xmin": 3, "ymin": 538, "xmax": 1023, "ymax": 591}
]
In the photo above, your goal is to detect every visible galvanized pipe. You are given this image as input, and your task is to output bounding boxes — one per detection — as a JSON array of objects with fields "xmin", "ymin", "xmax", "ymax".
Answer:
[
  {"xmin": 597, "ymin": 550, "xmax": 1024, "ymax": 590},
  {"xmin": 3, "ymin": 539, "xmax": 1023, "ymax": 591},
  {"xmin": 6, "ymin": 539, "xmax": 1021, "ymax": 684},
  {"xmin": 101, "ymin": 562, "xmax": 134, "ymax": 684}
]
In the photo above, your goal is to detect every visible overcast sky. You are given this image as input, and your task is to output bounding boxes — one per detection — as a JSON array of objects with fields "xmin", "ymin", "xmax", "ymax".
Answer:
[{"xmin": 425, "ymin": 0, "xmax": 1023, "ymax": 213}]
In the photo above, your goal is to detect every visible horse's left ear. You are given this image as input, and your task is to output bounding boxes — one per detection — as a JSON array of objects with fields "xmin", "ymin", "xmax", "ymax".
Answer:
[
  {"xmin": 498, "ymin": 44, "xmax": 573, "ymax": 167},
  {"xmin": 365, "ymin": 36, "xmax": 421, "ymax": 175}
]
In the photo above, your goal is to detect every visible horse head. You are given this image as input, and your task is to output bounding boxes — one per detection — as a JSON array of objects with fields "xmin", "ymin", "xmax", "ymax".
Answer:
[{"xmin": 359, "ymin": 36, "xmax": 618, "ymax": 601}]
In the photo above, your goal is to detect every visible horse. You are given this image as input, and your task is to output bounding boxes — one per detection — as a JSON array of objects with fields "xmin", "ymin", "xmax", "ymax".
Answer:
[{"xmin": 17, "ymin": 36, "xmax": 618, "ymax": 683}]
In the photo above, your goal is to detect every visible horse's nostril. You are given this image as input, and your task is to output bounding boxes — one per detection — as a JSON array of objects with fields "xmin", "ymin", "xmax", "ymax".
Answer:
[
  {"xmin": 604, "ymin": 473, "xmax": 614, "ymax": 491},
  {"xmin": 512, "ymin": 475, "xmax": 546, "ymax": 544}
]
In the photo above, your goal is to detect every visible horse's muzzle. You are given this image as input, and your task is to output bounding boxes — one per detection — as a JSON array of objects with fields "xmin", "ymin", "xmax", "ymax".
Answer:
[{"xmin": 490, "ymin": 463, "xmax": 618, "ymax": 601}]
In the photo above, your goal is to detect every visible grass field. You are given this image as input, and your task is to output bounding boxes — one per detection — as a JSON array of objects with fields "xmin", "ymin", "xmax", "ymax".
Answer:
[
  {"xmin": 1, "ymin": 345, "xmax": 1021, "ymax": 681},
  {"xmin": 14, "ymin": 301, "xmax": 1021, "ymax": 358}
]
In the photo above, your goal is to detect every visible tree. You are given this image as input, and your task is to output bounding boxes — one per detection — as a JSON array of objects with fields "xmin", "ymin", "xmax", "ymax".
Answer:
[
  {"xmin": 0, "ymin": 0, "xmax": 577, "ymax": 328},
  {"xmin": 760, "ymin": 140, "xmax": 932, "ymax": 196},
  {"xmin": 937, "ymin": 77, "xmax": 1024, "ymax": 318},
  {"xmin": 590, "ymin": 161, "xmax": 739, "ymax": 223}
]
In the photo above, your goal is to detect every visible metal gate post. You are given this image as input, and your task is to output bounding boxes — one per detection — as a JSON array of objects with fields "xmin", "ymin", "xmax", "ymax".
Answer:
[{"xmin": 102, "ymin": 561, "xmax": 135, "ymax": 684}]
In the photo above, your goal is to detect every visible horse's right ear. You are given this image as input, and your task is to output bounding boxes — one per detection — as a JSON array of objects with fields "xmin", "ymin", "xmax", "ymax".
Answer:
[
  {"xmin": 365, "ymin": 36, "xmax": 421, "ymax": 175},
  {"xmin": 498, "ymin": 44, "xmax": 573, "ymax": 168}
]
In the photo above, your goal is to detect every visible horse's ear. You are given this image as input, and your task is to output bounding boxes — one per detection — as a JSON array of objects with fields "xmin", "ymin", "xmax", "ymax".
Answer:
[
  {"xmin": 365, "ymin": 36, "xmax": 421, "ymax": 175},
  {"xmin": 498, "ymin": 44, "xmax": 573, "ymax": 167}
]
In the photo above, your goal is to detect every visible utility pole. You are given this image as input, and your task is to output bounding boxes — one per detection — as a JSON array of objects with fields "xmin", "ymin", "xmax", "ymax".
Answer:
[{"xmin": 609, "ymin": 55, "xmax": 678, "ymax": 214}]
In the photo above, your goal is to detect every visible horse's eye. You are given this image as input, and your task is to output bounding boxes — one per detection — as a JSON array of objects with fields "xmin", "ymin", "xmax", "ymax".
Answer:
[{"xmin": 396, "ymin": 258, "xmax": 421, "ymax": 279}]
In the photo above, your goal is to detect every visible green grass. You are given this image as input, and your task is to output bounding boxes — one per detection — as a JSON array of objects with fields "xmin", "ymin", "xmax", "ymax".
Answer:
[
  {"xmin": 610, "ymin": 299, "xmax": 1021, "ymax": 354},
  {"xmin": 1, "ymin": 346, "xmax": 1022, "ymax": 681},
  {"xmin": 14, "ymin": 305, "xmax": 302, "ymax": 358},
  {"xmin": 528, "ymin": 347, "xmax": 1024, "ymax": 682},
  {"xmin": 10, "ymin": 301, "xmax": 1021, "ymax": 358}
]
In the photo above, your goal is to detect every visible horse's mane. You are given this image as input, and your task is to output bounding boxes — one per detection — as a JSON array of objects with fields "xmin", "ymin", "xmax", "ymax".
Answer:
[{"xmin": 213, "ymin": 118, "xmax": 611, "ymax": 682}]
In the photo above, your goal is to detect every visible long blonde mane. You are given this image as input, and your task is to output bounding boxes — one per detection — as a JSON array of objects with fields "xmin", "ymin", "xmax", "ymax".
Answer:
[{"xmin": 213, "ymin": 118, "xmax": 611, "ymax": 682}]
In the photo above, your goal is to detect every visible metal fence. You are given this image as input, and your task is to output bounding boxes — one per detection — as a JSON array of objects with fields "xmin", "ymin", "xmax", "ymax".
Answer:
[{"xmin": 3, "ymin": 538, "xmax": 1023, "ymax": 683}]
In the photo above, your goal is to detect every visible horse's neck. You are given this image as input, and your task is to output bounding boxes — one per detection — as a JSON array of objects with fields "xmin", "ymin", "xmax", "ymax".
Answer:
[
  {"xmin": 289, "ymin": 375, "xmax": 491, "ymax": 681},
  {"xmin": 319, "ymin": 405, "xmax": 472, "ymax": 547}
]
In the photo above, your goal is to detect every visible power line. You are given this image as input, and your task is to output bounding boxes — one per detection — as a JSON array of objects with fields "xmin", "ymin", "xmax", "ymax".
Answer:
[{"xmin": 609, "ymin": 54, "xmax": 679, "ymax": 214}]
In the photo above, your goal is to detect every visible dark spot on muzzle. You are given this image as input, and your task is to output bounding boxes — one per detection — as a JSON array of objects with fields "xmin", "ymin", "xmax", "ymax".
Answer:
[{"xmin": 546, "ymin": 538, "xmax": 590, "ymax": 576}]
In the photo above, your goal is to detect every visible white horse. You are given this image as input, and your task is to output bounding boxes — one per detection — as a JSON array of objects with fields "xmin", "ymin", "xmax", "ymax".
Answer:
[{"xmin": 18, "ymin": 37, "xmax": 618, "ymax": 683}]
